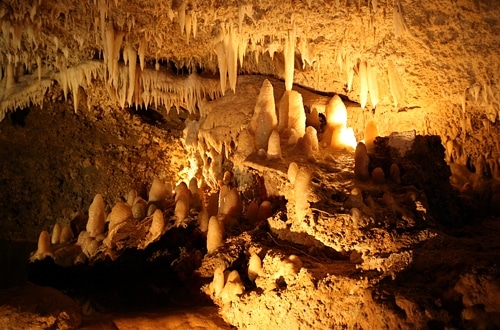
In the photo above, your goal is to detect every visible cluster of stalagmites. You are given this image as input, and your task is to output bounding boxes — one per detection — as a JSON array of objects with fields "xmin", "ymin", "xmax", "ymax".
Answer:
[{"xmin": 243, "ymin": 79, "xmax": 356, "ymax": 165}]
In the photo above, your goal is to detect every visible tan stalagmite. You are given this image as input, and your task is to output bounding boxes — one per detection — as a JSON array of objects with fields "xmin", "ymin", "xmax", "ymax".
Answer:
[
  {"xmin": 267, "ymin": 129, "xmax": 282, "ymax": 160},
  {"xmin": 212, "ymin": 266, "xmax": 225, "ymax": 298},
  {"xmin": 248, "ymin": 253, "xmax": 264, "ymax": 282},
  {"xmin": 219, "ymin": 188, "xmax": 242, "ymax": 225},
  {"xmin": 132, "ymin": 197, "xmax": 148, "ymax": 219},
  {"xmin": 221, "ymin": 270, "xmax": 245, "ymax": 304},
  {"xmin": 364, "ymin": 120, "xmax": 379, "ymax": 151},
  {"xmin": 207, "ymin": 215, "xmax": 225, "ymax": 253},
  {"xmin": 288, "ymin": 162, "xmax": 299, "ymax": 184},
  {"xmin": 372, "ymin": 167, "xmax": 385, "ymax": 184},
  {"xmin": 250, "ymin": 79, "xmax": 278, "ymax": 150},
  {"xmin": 59, "ymin": 224, "xmax": 74, "ymax": 244},
  {"xmin": 174, "ymin": 193, "xmax": 190, "ymax": 226},
  {"xmin": 218, "ymin": 185, "xmax": 230, "ymax": 212},
  {"xmin": 31, "ymin": 230, "xmax": 52, "ymax": 261},
  {"xmin": 51, "ymin": 223, "xmax": 61, "ymax": 245},
  {"xmin": 245, "ymin": 201, "xmax": 260, "ymax": 224},
  {"xmin": 390, "ymin": 163, "xmax": 401, "ymax": 184},
  {"xmin": 354, "ymin": 142, "xmax": 370, "ymax": 181},
  {"xmin": 149, "ymin": 209, "xmax": 164, "ymax": 240},
  {"xmin": 287, "ymin": 90, "xmax": 306, "ymax": 137},
  {"xmin": 126, "ymin": 189, "xmax": 138, "ymax": 206},
  {"xmin": 148, "ymin": 178, "xmax": 169, "ymax": 204},
  {"xmin": 294, "ymin": 167, "xmax": 311, "ymax": 221},
  {"xmin": 325, "ymin": 95, "xmax": 347, "ymax": 128},
  {"xmin": 257, "ymin": 201, "xmax": 273, "ymax": 223},
  {"xmin": 175, "ymin": 182, "xmax": 190, "ymax": 203},
  {"xmin": 198, "ymin": 209, "xmax": 210, "ymax": 234},
  {"xmin": 303, "ymin": 126, "xmax": 319, "ymax": 156},
  {"xmin": 278, "ymin": 91, "xmax": 290, "ymax": 132},
  {"xmin": 109, "ymin": 202, "xmax": 133, "ymax": 230},
  {"xmin": 87, "ymin": 193, "xmax": 106, "ymax": 238}
]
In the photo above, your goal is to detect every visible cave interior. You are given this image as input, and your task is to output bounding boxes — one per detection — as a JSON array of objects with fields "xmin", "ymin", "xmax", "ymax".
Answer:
[{"xmin": 1, "ymin": 0, "xmax": 500, "ymax": 329}]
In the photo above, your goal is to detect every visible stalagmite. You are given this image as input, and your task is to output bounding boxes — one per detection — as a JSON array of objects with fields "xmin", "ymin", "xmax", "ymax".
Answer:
[
  {"xmin": 372, "ymin": 167, "xmax": 385, "ymax": 184},
  {"xmin": 31, "ymin": 231, "xmax": 52, "ymax": 261},
  {"xmin": 359, "ymin": 60, "xmax": 368, "ymax": 109},
  {"xmin": 174, "ymin": 193, "xmax": 190, "ymax": 226},
  {"xmin": 248, "ymin": 254, "xmax": 263, "ymax": 282},
  {"xmin": 149, "ymin": 209, "xmax": 164, "ymax": 240},
  {"xmin": 288, "ymin": 91, "xmax": 306, "ymax": 137},
  {"xmin": 221, "ymin": 270, "xmax": 245, "ymax": 303},
  {"xmin": 250, "ymin": 80, "xmax": 278, "ymax": 150},
  {"xmin": 212, "ymin": 266, "xmax": 225, "ymax": 298},
  {"xmin": 109, "ymin": 202, "xmax": 133, "ymax": 230},
  {"xmin": 367, "ymin": 64, "xmax": 379, "ymax": 108},
  {"xmin": 325, "ymin": 95, "xmax": 347, "ymax": 128},
  {"xmin": 288, "ymin": 162, "xmax": 299, "ymax": 184},
  {"xmin": 219, "ymin": 188, "xmax": 242, "ymax": 226},
  {"xmin": 59, "ymin": 225, "xmax": 74, "ymax": 244},
  {"xmin": 245, "ymin": 201, "xmax": 260, "ymax": 224},
  {"xmin": 364, "ymin": 120, "xmax": 379, "ymax": 151},
  {"xmin": 294, "ymin": 167, "xmax": 311, "ymax": 221},
  {"xmin": 267, "ymin": 129, "xmax": 282, "ymax": 160},
  {"xmin": 219, "ymin": 185, "xmax": 230, "ymax": 212},
  {"xmin": 390, "ymin": 163, "xmax": 401, "ymax": 184},
  {"xmin": 207, "ymin": 215, "xmax": 225, "ymax": 253},
  {"xmin": 354, "ymin": 142, "xmax": 370, "ymax": 181},
  {"xmin": 222, "ymin": 171, "xmax": 233, "ymax": 186},
  {"xmin": 257, "ymin": 201, "xmax": 273, "ymax": 223},
  {"xmin": 51, "ymin": 223, "xmax": 61, "ymax": 245},
  {"xmin": 304, "ymin": 126, "xmax": 319, "ymax": 156},
  {"xmin": 87, "ymin": 194, "xmax": 106, "ymax": 238},
  {"xmin": 127, "ymin": 189, "xmax": 138, "ymax": 207},
  {"xmin": 132, "ymin": 198, "xmax": 147, "ymax": 219},
  {"xmin": 278, "ymin": 91, "xmax": 290, "ymax": 132},
  {"xmin": 198, "ymin": 209, "xmax": 209, "ymax": 234},
  {"xmin": 148, "ymin": 178, "xmax": 169, "ymax": 205}
]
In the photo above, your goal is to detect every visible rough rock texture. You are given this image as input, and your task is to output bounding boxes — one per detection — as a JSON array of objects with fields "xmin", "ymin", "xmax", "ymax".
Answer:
[
  {"xmin": 0, "ymin": 283, "xmax": 82, "ymax": 330},
  {"xmin": 0, "ymin": 85, "xmax": 188, "ymax": 242}
]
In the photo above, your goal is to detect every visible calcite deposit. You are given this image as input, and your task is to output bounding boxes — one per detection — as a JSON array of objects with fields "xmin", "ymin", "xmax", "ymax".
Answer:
[{"xmin": 1, "ymin": 0, "xmax": 500, "ymax": 329}]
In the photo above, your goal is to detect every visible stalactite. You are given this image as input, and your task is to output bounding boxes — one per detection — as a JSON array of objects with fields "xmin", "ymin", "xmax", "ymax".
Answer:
[
  {"xmin": 185, "ymin": 12, "xmax": 192, "ymax": 44},
  {"xmin": 367, "ymin": 63, "xmax": 379, "ymax": 109},
  {"xmin": 359, "ymin": 60, "xmax": 368, "ymax": 109},
  {"xmin": 126, "ymin": 45, "xmax": 137, "ymax": 105},
  {"xmin": 226, "ymin": 27, "xmax": 238, "ymax": 93},
  {"xmin": 215, "ymin": 41, "xmax": 228, "ymax": 95},
  {"xmin": 138, "ymin": 40, "xmax": 146, "ymax": 71},
  {"xmin": 388, "ymin": 59, "xmax": 405, "ymax": 108},
  {"xmin": 284, "ymin": 29, "xmax": 296, "ymax": 91}
]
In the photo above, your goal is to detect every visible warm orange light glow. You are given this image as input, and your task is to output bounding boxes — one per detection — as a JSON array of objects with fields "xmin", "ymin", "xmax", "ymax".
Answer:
[{"xmin": 332, "ymin": 127, "xmax": 357, "ymax": 150}]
